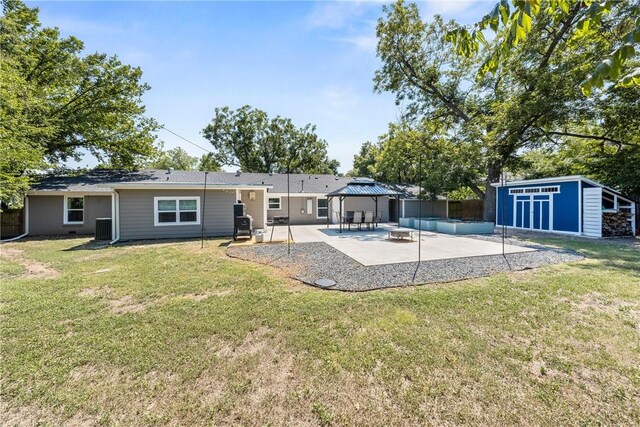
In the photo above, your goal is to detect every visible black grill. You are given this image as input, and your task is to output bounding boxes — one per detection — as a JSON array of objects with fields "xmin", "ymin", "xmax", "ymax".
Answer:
[{"xmin": 233, "ymin": 201, "xmax": 252, "ymax": 240}]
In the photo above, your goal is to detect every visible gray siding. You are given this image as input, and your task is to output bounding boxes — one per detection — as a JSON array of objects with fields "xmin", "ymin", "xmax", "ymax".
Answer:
[
  {"xmin": 267, "ymin": 196, "xmax": 393, "ymax": 224},
  {"xmin": 403, "ymin": 200, "xmax": 447, "ymax": 218},
  {"xmin": 239, "ymin": 189, "xmax": 265, "ymax": 229},
  {"xmin": 29, "ymin": 195, "xmax": 112, "ymax": 236},
  {"xmin": 343, "ymin": 197, "xmax": 390, "ymax": 222},
  {"xmin": 118, "ymin": 189, "xmax": 236, "ymax": 240},
  {"xmin": 267, "ymin": 196, "xmax": 331, "ymax": 225}
]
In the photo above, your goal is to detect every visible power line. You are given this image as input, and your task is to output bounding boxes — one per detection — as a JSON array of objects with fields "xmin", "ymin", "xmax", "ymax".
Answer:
[
  {"xmin": 144, "ymin": 114, "xmax": 213, "ymax": 154},
  {"xmin": 159, "ymin": 125, "xmax": 213, "ymax": 154}
]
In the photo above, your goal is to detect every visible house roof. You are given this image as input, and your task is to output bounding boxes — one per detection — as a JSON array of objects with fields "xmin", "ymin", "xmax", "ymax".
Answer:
[
  {"xmin": 326, "ymin": 179, "xmax": 402, "ymax": 197},
  {"xmin": 28, "ymin": 169, "xmax": 356, "ymax": 194}
]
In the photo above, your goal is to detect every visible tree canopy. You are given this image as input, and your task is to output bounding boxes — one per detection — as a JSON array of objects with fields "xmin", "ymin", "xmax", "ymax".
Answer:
[
  {"xmin": 202, "ymin": 105, "xmax": 340, "ymax": 174},
  {"xmin": 145, "ymin": 146, "xmax": 222, "ymax": 172},
  {"xmin": 369, "ymin": 0, "xmax": 639, "ymax": 220},
  {"xmin": 446, "ymin": 0, "xmax": 640, "ymax": 95},
  {"xmin": 0, "ymin": 0, "xmax": 158, "ymax": 206}
]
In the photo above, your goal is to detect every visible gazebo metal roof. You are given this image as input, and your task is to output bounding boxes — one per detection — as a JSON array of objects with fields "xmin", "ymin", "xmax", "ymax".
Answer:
[
  {"xmin": 325, "ymin": 179, "xmax": 401, "ymax": 197},
  {"xmin": 326, "ymin": 179, "xmax": 401, "ymax": 232}
]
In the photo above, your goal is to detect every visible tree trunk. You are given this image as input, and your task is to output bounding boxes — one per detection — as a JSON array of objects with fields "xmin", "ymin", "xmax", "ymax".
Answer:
[{"xmin": 483, "ymin": 164, "xmax": 500, "ymax": 223}]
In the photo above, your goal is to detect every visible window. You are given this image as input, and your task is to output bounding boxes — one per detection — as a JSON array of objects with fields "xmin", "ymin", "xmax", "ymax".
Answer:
[
  {"xmin": 268, "ymin": 197, "xmax": 281, "ymax": 210},
  {"xmin": 317, "ymin": 198, "xmax": 328, "ymax": 218},
  {"xmin": 154, "ymin": 197, "xmax": 200, "ymax": 226},
  {"xmin": 509, "ymin": 186, "xmax": 560, "ymax": 195},
  {"xmin": 64, "ymin": 196, "xmax": 84, "ymax": 224}
]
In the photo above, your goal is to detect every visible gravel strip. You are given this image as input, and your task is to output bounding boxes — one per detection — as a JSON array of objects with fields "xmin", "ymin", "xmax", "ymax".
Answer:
[{"xmin": 227, "ymin": 239, "xmax": 584, "ymax": 292}]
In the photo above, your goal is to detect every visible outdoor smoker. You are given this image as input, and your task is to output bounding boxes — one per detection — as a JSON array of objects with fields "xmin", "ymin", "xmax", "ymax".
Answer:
[{"xmin": 233, "ymin": 201, "xmax": 253, "ymax": 241}]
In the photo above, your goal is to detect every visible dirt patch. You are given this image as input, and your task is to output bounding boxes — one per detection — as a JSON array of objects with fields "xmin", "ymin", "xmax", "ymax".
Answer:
[
  {"xmin": 0, "ymin": 248, "xmax": 59, "ymax": 279},
  {"xmin": 568, "ymin": 292, "xmax": 640, "ymax": 316},
  {"xmin": 77, "ymin": 287, "xmax": 152, "ymax": 314},
  {"xmin": 176, "ymin": 290, "xmax": 234, "ymax": 301},
  {"xmin": 77, "ymin": 287, "xmax": 232, "ymax": 313},
  {"xmin": 215, "ymin": 326, "xmax": 272, "ymax": 359},
  {"xmin": 526, "ymin": 359, "xmax": 566, "ymax": 378},
  {"xmin": 78, "ymin": 287, "xmax": 111, "ymax": 297},
  {"xmin": 108, "ymin": 295, "xmax": 152, "ymax": 314}
]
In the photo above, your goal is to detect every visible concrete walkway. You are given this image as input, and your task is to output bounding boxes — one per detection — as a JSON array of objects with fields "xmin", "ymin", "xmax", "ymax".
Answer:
[{"xmin": 262, "ymin": 223, "xmax": 534, "ymax": 266}]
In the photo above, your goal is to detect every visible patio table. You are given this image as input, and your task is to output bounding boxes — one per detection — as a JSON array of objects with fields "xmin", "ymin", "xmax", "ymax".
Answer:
[{"xmin": 387, "ymin": 228, "xmax": 414, "ymax": 241}]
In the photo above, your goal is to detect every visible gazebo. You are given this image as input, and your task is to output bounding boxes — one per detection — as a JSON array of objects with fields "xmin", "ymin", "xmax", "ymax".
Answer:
[{"xmin": 326, "ymin": 179, "xmax": 402, "ymax": 232}]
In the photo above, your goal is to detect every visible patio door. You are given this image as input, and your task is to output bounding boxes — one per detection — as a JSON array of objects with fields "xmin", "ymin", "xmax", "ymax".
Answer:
[
  {"xmin": 515, "ymin": 195, "xmax": 551, "ymax": 230},
  {"xmin": 531, "ymin": 195, "xmax": 551, "ymax": 231},
  {"xmin": 515, "ymin": 197, "xmax": 531, "ymax": 228}
]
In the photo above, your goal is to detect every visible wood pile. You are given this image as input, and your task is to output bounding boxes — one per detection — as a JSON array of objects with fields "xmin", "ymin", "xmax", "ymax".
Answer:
[{"xmin": 602, "ymin": 212, "xmax": 632, "ymax": 237}]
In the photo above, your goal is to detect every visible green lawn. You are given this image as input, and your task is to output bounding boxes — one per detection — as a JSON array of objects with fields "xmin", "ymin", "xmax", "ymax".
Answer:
[{"xmin": 1, "ymin": 236, "xmax": 639, "ymax": 426}]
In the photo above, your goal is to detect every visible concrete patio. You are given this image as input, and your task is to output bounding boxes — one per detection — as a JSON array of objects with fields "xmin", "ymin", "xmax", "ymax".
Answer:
[{"xmin": 261, "ymin": 223, "xmax": 535, "ymax": 266}]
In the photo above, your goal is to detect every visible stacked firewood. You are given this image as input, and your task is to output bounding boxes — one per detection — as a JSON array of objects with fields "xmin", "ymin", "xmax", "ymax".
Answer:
[{"xmin": 602, "ymin": 212, "xmax": 632, "ymax": 237}]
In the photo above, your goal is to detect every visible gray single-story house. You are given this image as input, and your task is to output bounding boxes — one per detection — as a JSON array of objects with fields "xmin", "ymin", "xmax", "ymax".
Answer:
[{"xmin": 9, "ymin": 169, "xmax": 411, "ymax": 242}]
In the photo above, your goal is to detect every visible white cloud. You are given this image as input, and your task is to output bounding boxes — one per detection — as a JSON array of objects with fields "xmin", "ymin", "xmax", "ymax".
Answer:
[
  {"xmin": 338, "ymin": 34, "xmax": 378, "ymax": 52},
  {"xmin": 418, "ymin": 0, "xmax": 488, "ymax": 24},
  {"xmin": 306, "ymin": 1, "xmax": 381, "ymax": 29}
]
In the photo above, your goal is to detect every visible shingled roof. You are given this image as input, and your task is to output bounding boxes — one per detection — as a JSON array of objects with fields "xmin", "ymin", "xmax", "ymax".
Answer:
[{"xmin": 29, "ymin": 169, "xmax": 356, "ymax": 194}]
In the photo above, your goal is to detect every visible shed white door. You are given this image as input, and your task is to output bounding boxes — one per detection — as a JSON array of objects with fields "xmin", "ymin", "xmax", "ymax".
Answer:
[{"xmin": 583, "ymin": 187, "xmax": 602, "ymax": 238}]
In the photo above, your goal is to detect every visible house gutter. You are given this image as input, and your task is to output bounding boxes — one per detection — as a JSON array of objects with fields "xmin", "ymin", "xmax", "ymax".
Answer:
[
  {"xmin": 109, "ymin": 191, "xmax": 120, "ymax": 245},
  {"xmin": 1, "ymin": 197, "xmax": 29, "ymax": 243}
]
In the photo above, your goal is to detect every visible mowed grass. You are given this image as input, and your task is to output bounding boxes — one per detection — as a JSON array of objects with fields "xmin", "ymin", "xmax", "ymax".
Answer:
[{"xmin": 1, "ymin": 236, "xmax": 639, "ymax": 426}]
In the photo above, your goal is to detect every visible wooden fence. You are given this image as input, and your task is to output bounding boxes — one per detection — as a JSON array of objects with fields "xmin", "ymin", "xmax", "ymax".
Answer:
[
  {"xmin": 1, "ymin": 208, "xmax": 24, "ymax": 239},
  {"xmin": 447, "ymin": 200, "xmax": 484, "ymax": 221}
]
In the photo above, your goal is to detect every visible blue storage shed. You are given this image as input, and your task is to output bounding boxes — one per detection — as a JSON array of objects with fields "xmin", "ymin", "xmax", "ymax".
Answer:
[{"xmin": 492, "ymin": 176, "xmax": 636, "ymax": 238}]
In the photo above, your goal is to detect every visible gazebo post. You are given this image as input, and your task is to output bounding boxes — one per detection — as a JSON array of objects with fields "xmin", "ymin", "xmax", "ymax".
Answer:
[
  {"xmin": 396, "ymin": 195, "xmax": 400, "ymax": 228},
  {"xmin": 372, "ymin": 196, "xmax": 378, "ymax": 230},
  {"xmin": 326, "ymin": 196, "xmax": 332, "ymax": 229},
  {"xmin": 339, "ymin": 196, "xmax": 343, "ymax": 233}
]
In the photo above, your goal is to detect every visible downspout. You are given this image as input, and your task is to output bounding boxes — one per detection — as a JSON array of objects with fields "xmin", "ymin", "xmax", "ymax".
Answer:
[
  {"xmin": 1, "ymin": 197, "xmax": 29, "ymax": 242},
  {"xmin": 109, "ymin": 191, "xmax": 120, "ymax": 245}
]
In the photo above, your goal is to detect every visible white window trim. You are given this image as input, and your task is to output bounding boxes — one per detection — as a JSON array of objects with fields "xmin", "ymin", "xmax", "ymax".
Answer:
[
  {"xmin": 267, "ymin": 196, "xmax": 281, "ymax": 210},
  {"xmin": 316, "ymin": 197, "xmax": 328, "ymax": 219},
  {"xmin": 509, "ymin": 186, "xmax": 560, "ymax": 195},
  {"xmin": 154, "ymin": 196, "xmax": 200, "ymax": 226},
  {"xmin": 63, "ymin": 195, "xmax": 84, "ymax": 225}
]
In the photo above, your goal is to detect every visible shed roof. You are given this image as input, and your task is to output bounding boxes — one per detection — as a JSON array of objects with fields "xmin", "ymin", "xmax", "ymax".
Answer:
[
  {"xmin": 490, "ymin": 175, "xmax": 633, "ymax": 202},
  {"xmin": 326, "ymin": 179, "xmax": 401, "ymax": 197}
]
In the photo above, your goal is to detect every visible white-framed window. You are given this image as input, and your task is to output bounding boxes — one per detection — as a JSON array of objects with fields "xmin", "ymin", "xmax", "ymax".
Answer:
[
  {"xmin": 509, "ymin": 186, "xmax": 560, "ymax": 195},
  {"xmin": 64, "ymin": 195, "xmax": 84, "ymax": 224},
  {"xmin": 268, "ymin": 197, "xmax": 281, "ymax": 210},
  {"xmin": 317, "ymin": 197, "xmax": 328, "ymax": 218},
  {"xmin": 154, "ymin": 197, "xmax": 200, "ymax": 226}
]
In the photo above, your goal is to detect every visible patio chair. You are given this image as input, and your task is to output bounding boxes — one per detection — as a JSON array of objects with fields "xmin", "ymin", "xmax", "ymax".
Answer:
[
  {"xmin": 350, "ymin": 211, "xmax": 363, "ymax": 231},
  {"xmin": 374, "ymin": 213, "xmax": 382, "ymax": 227},
  {"xmin": 345, "ymin": 211, "xmax": 354, "ymax": 223},
  {"xmin": 364, "ymin": 211, "xmax": 374, "ymax": 230}
]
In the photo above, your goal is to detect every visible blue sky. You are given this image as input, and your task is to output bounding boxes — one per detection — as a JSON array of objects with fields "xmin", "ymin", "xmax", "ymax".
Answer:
[{"xmin": 29, "ymin": 1, "xmax": 489, "ymax": 173}]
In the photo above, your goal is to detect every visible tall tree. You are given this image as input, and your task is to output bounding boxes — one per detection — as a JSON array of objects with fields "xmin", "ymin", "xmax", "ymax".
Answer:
[
  {"xmin": 348, "ymin": 141, "xmax": 380, "ymax": 178},
  {"xmin": 0, "ymin": 0, "xmax": 159, "ymax": 207},
  {"xmin": 446, "ymin": 0, "xmax": 640, "ymax": 95},
  {"xmin": 202, "ymin": 105, "xmax": 340, "ymax": 174},
  {"xmin": 373, "ymin": 0, "xmax": 639, "ymax": 221},
  {"xmin": 146, "ymin": 147, "xmax": 199, "ymax": 171},
  {"xmin": 197, "ymin": 153, "xmax": 222, "ymax": 172}
]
